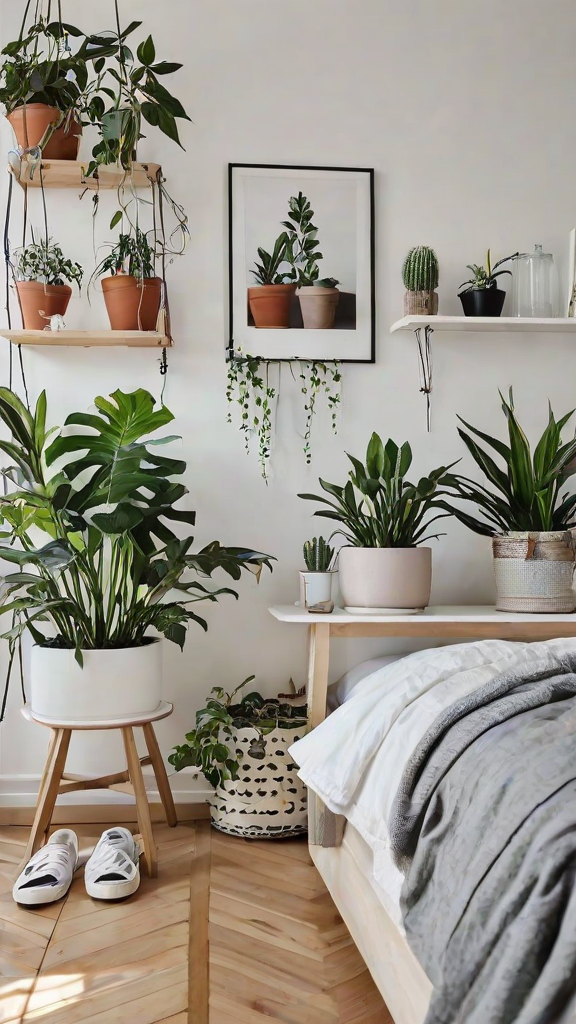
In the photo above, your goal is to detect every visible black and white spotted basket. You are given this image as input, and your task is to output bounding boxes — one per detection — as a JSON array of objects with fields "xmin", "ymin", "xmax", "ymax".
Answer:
[{"xmin": 209, "ymin": 724, "xmax": 308, "ymax": 839}]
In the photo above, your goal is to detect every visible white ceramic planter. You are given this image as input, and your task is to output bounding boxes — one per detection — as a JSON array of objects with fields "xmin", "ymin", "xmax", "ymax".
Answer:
[
  {"xmin": 338, "ymin": 546, "xmax": 432, "ymax": 611},
  {"xmin": 299, "ymin": 570, "xmax": 336, "ymax": 609},
  {"xmin": 210, "ymin": 723, "xmax": 308, "ymax": 839},
  {"xmin": 30, "ymin": 641, "xmax": 163, "ymax": 721},
  {"xmin": 493, "ymin": 531, "xmax": 576, "ymax": 613}
]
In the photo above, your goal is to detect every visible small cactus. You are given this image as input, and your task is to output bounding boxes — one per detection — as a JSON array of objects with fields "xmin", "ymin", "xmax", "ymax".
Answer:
[
  {"xmin": 402, "ymin": 246, "xmax": 439, "ymax": 292},
  {"xmin": 303, "ymin": 536, "xmax": 335, "ymax": 572}
]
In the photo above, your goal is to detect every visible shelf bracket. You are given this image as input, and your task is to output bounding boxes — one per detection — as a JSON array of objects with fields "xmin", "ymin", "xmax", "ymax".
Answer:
[{"xmin": 414, "ymin": 325, "xmax": 433, "ymax": 431}]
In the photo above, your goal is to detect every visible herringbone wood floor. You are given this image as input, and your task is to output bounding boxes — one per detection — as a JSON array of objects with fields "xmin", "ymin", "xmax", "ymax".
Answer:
[{"xmin": 0, "ymin": 821, "xmax": 390, "ymax": 1024}]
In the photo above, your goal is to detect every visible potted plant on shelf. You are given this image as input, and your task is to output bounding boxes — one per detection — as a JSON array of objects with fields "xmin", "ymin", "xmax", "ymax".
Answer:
[
  {"xmin": 247, "ymin": 232, "xmax": 296, "ymax": 329},
  {"xmin": 402, "ymin": 246, "xmax": 439, "ymax": 316},
  {"xmin": 299, "ymin": 433, "xmax": 457, "ymax": 612},
  {"xmin": 92, "ymin": 228, "xmax": 162, "ymax": 331},
  {"xmin": 0, "ymin": 17, "xmax": 114, "ymax": 160},
  {"xmin": 445, "ymin": 390, "xmax": 576, "ymax": 613},
  {"xmin": 300, "ymin": 536, "xmax": 337, "ymax": 611},
  {"xmin": 13, "ymin": 237, "xmax": 83, "ymax": 330},
  {"xmin": 283, "ymin": 192, "xmax": 340, "ymax": 329},
  {"xmin": 458, "ymin": 249, "xmax": 518, "ymax": 317},
  {"xmin": 85, "ymin": 22, "xmax": 190, "ymax": 174},
  {"xmin": 169, "ymin": 677, "xmax": 308, "ymax": 838},
  {"xmin": 0, "ymin": 388, "xmax": 273, "ymax": 721}
]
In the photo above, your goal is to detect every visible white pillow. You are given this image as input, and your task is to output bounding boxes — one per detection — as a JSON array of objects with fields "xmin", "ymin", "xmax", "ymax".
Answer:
[{"xmin": 328, "ymin": 655, "xmax": 406, "ymax": 710}]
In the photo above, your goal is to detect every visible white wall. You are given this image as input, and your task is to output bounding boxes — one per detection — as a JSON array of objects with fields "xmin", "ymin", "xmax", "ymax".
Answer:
[{"xmin": 1, "ymin": 0, "xmax": 575, "ymax": 802}]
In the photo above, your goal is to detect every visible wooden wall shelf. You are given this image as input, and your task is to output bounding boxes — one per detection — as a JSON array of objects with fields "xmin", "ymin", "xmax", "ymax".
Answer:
[
  {"xmin": 0, "ymin": 330, "xmax": 171, "ymax": 348},
  {"xmin": 8, "ymin": 158, "xmax": 162, "ymax": 190}
]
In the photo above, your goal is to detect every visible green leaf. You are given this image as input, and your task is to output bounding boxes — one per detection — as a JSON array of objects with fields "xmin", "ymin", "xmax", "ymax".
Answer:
[
  {"xmin": 109, "ymin": 210, "xmax": 123, "ymax": 230},
  {"xmin": 137, "ymin": 34, "xmax": 156, "ymax": 66}
]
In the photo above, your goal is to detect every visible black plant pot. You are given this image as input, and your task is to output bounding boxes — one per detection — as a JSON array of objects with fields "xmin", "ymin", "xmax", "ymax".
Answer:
[{"xmin": 458, "ymin": 288, "xmax": 506, "ymax": 317}]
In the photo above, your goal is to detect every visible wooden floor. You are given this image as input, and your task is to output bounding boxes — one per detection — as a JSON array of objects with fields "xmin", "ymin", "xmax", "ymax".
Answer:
[{"xmin": 0, "ymin": 821, "xmax": 390, "ymax": 1024}]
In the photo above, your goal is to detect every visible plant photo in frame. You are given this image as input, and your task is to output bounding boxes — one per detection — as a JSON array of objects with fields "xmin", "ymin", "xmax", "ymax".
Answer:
[{"xmin": 229, "ymin": 164, "xmax": 375, "ymax": 362}]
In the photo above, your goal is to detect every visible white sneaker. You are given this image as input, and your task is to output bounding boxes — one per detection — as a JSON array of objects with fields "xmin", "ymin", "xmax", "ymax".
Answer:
[
  {"xmin": 84, "ymin": 827, "xmax": 141, "ymax": 901},
  {"xmin": 13, "ymin": 829, "xmax": 79, "ymax": 906}
]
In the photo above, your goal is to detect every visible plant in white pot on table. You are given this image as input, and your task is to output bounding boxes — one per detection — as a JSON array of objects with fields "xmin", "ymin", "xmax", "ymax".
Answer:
[
  {"xmin": 169, "ymin": 677, "xmax": 308, "ymax": 838},
  {"xmin": 445, "ymin": 389, "xmax": 576, "ymax": 613},
  {"xmin": 299, "ymin": 433, "xmax": 457, "ymax": 613},
  {"xmin": 0, "ymin": 387, "xmax": 273, "ymax": 721},
  {"xmin": 300, "ymin": 536, "xmax": 337, "ymax": 611}
]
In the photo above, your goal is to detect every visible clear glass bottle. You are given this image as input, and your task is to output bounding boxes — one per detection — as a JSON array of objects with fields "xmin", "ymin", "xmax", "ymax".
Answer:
[{"xmin": 513, "ymin": 244, "xmax": 559, "ymax": 318}]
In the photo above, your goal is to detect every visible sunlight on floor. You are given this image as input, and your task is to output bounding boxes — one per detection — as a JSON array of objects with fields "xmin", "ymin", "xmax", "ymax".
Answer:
[{"xmin": 5, "ymin": 973, "xmax": 86, "ymax": 1020}]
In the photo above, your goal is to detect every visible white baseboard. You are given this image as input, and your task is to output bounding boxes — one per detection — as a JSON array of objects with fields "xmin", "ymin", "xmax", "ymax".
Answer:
[{"xmin": 0, "ymin": 770, "xmax": 212, "ymax": 807}]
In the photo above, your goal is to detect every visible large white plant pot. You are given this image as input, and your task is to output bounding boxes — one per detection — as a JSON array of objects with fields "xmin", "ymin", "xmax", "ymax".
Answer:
[
  {"xmin": 30, "ymin": 641, "xmax": 163, "ymax": 721},
  {"xmin": 338, "ymin": 546, "xmax": 432, "ymax": 611},
  {"xmin": 210, "ymin": 723, "xmax": 308, "ymax": 839},
  {"xmin": 493, "ymin": 532, "xmax": 576, "ymax": 613}
]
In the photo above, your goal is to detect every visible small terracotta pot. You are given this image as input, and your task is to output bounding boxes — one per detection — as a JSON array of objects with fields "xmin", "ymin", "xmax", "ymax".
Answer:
[
  {"xmin": 101, "ymin": 275, "xmax": 162, "ymax": 331},
  {"xmin": 248, "ymin": 284, "xmax": 296, "ymax": 328},
  {"xmin": 298, "ymin": 286, "xmax": 340, "ymax": 329},
  {"xmin": 7, "ymin": 103, "xmax": 81, "ymax": 160},
  {"xmin": 16, "ymin": 281, "xmax": 72, "ymax": 330}
]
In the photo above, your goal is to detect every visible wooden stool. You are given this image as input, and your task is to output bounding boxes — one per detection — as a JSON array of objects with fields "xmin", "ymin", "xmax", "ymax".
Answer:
[{"xmin": 20, "ymin": 701, "xmax": 177, "ymax": 878}]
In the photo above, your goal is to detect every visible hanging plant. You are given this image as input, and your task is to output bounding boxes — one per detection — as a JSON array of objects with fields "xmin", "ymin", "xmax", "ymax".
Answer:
[
  {"xmin": 298, "ymin": 361, "xmax": 341, "ymax": 464},
  {"xmin": 226, "ymin": 353, "xmax": 341, "ymax": 477},
  {"xmin": 226, "ymin": 352, "xmax": 277, "ymax": 479}
]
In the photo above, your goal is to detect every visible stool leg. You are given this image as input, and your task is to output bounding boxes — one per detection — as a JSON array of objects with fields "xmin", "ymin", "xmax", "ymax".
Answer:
[
  {"xmin": 122, "ymin": 726, "xmax": 157, "ymax": 878},
  {"xmin": 22, "ymin": 728, "xmax": 71, "ymax": 868},
  {"xmin": 142, "ymin": 722, "xmax": 177, "ymax": 827}
]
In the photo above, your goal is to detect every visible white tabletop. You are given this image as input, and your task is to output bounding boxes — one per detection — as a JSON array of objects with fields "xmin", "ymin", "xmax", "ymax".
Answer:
[{"xmin": 269, "ymin": 604, "xmax": 576, "ymax": 625}]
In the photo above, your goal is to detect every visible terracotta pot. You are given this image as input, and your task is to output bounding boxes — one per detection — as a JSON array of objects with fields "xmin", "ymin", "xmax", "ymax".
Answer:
[
  {"xmin": 492, "ymin": 531, "xmax": 576, "ymax": 613},
  {"xmin": 338, "ymin": 547, "xmax": 432, "ymax": 611},
  {"xmin": 16, "ymin": 281, "xmax": 72, "ymax": 330},
  {"xmin": 298, "ymin": 286, "xmax": 340, "ymax": 329},
  {"xmin": 403, "ymin": 290, "xmax": 438, "ymax": 316},
  {"xmin": 101, "ymin": 275, "xmax": 162, "ymax": 331},
  {"xmin": 248, "ymin": 284, "xmax": 296, "ymax": 328},
  {"xmin": 7, "ymin": 103, "xmax": 81, "ymax": 160}
]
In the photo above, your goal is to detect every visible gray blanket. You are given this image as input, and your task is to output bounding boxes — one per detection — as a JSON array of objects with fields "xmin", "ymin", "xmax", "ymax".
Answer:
[{"xmin": 389, "ymin": 651, "xmax": 576, "ymax": 1024}]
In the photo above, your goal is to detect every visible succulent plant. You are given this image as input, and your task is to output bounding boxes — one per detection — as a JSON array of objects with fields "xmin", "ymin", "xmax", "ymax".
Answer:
[
  {"xmin": 303, "ymin": 536, "xmax": 335, "ymax": 572},
  {"xmin": 459, "ymin": 249, "xmax": 518, "ymax": 293},
  {"xmin": 402, "ymin": 246, "xmax": 439, "ymax": 292}
]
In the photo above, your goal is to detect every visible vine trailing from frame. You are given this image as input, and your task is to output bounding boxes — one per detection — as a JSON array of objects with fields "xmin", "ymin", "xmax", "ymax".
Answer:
[{"xmin": 226, "ymin": 351, "xmax": 342, "ymax": 479}]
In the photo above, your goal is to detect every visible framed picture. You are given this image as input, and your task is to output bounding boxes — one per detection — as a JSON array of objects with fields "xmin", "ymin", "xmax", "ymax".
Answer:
[{"xmin": 228, "ymin": 163, "xmax": 375, "ymax": 363}]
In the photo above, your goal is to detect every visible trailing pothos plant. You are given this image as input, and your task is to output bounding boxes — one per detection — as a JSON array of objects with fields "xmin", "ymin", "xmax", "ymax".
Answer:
[
  {"xmin": 168, "ymin": 676, "xmax": 307, "ymax": 788},
  {"xmin": 0, "ymin": 388, "xmax": 273, "ymax": 710},
  {"xmin": 226, "ymin": 353, "xmax": 342, "ymax": 478}
]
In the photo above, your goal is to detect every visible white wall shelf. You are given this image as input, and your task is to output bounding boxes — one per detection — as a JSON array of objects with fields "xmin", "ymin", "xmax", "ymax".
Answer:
[
  {"xmin": 391, "ymin": 315, "xmax": 576, "ymax": 431},
  {"xmin": 391, "ymin": 315, "xmax": 576, "ymax": 333}
]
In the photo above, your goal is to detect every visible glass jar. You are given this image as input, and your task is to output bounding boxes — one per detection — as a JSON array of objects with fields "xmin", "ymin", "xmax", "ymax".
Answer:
[{"xmin": 512, "ymin": 244, "xmax": 559, "ymax": 318}]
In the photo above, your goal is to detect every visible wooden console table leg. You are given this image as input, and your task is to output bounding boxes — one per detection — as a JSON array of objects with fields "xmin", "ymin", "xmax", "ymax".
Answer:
[
  {"xmin": 307, "ymin": 622, "xmax": 346, "ymax": 849},
  {"xmin": 122, "ymin": 726, "xmax": 157, "ymax": 878},
  {"xmin": 22, "ymin": 728, "xmax": 71, "ymax": 867},
  {"xmin": 142, "ymin": 722, "xmax": 177, "ymax": 827}
]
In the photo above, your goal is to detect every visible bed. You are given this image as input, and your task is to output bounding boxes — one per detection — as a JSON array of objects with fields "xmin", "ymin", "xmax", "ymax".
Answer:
[{"xmin": 270, "ymin": 605, "xmax": 576, "ymax": 1024}]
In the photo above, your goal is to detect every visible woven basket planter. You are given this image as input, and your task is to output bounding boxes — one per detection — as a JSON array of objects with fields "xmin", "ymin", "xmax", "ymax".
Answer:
[
  {"xmin": 403, "ymin": 290, "xmax": 438, "ymax": 316},
  {"xmin": 493, "ymin": 531, "xmax": 576, "ymax": 613},
  {"xmin": 209, "ymin": 723, "xmax": 308, "ymax": 839}
]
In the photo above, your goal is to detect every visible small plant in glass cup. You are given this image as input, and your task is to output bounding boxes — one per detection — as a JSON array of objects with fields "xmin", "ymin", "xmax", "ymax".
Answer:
[{"xmin": 13, "ymin": 237, "xmax": 83, "ymax": 330}]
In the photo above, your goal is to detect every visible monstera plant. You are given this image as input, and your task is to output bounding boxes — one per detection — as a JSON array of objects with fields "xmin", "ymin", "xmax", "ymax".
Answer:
[{"xmin": 0, "ymin": 388, "xmax": 273, "ymax": 719}]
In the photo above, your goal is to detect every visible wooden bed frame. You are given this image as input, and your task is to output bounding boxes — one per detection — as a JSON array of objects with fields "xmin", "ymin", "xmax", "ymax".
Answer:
[{"xmin": 270, "ymin": 605, "xmax": 576, "ymax": 1024}]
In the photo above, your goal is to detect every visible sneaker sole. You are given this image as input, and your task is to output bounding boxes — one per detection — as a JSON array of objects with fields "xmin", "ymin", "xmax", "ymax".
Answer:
[
  {"xmin": 85, "ymin": 870, "xmax": 140, "ymax": 901},
  {"xmin": 13, "ymin": 876, "xmax": 73, "ymax": 906}
]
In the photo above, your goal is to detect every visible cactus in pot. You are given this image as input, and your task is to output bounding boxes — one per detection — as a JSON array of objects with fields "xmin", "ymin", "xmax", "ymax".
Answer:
[
  {"xmin": 300, "ymin": 536, "xmax": 337, "ymax": 611},
  {"xmin": 402, "ymin": 245, "xmax": 439, "ymax": 316}
]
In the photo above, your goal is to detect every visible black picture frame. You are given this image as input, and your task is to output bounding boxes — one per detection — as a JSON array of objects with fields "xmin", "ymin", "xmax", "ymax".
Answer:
[{"xmin": 228, "ymin": 163, "xmax": 375, "ymax": 363}]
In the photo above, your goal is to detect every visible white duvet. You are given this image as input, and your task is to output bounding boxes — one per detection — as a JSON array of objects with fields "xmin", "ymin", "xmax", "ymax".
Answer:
[{"xmin": 290, "ymin": 636, "xmax": 576, "ymax": 926}]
